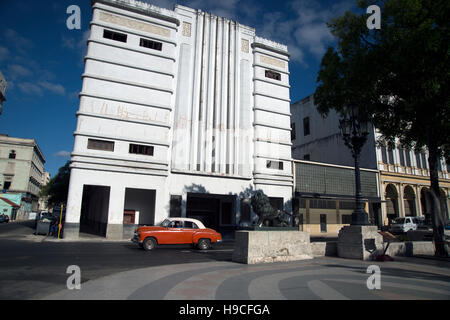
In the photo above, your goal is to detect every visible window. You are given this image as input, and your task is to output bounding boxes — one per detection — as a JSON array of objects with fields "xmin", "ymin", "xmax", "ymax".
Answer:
[
  {"xmin": 266, "ymin": 160, "xmax": 283, "ymax": 170},
  {"xmin": 381, "ymin": 146, "xmax": 387, "ymax": 163},
  {"xmin": 169, "ymin": 195, "xmax": 182, "ymax": 218},
  {"xmin": 183, "ymin": 221, "xmax": 199, "ymax": 229},
  {"xmin": 405, "ymin": 149, "xmax": 412, "ymax": 167},
  {"xmin": 129, "ymin": 144, "xmax": 154, "ymax": 156},
  {"xmin": 103, "ymin": 29, "xmax": 127, "ymax": 43},
  {"xmin": 388, "ymin": 148, "xmax": 395, "ymax": 165},
  {"xmin": 398, "ymin": 148, "xmax": 405, "ymax": 166},
  {"xmin": 320, "ymin": 214, "xmax": 327, "ymax": 233},
  {"xmin": 415, "ymin": 152, "xmax": 422, "ymax": 169},
  {"xmin": 303, "ymin": 117, "xmax": 310, "ymax": 136},
  {"xmin": 8, "ymin": 150, "xmax": 16, "ymax": 159},
  {"xmin": 421, "ymin": 153, "xmax": 428, "ymax": 169},
  {"xmin": 87, "ymin": 139, "xmax": 115, "ymax": 151},
  {"xmin": 140, "ymin": 38, "xmax": 162, "ymax": 51},
  {"xmin": 291, "ymin": 123, "xmax": 296, "ymax": 140},
  {"xmin": 265, "ymin": 70, "xmax": 281, "ymax": 81},
  {"xmin": 303, "ymin": 154, "xmax": 310, "ymax": 161},
  {"xmin": 3, "ymin": 181, "xmax": 11, "ymax": 190}
]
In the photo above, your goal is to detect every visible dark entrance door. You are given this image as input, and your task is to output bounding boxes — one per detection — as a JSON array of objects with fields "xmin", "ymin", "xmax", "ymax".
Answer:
[{"xmin": 186, "ymin": 193, "xmax": 236, "ymax": 238}]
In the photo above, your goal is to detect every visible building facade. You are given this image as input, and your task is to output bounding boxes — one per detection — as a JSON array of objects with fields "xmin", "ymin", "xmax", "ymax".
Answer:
[
  {"xmin": 291, "ymin": 95, "xmax": 450, "ymax": 231},
  {"xmin": 0, "ymin": 135, "xmax": 46, "ymax": 219},
  {"xmin": 65, "ymin": 0, "xmax": 293, "ymax": 239},
  {"xmin": 38, "ymin": 171, "xmax": 51, "ymax": 211}
]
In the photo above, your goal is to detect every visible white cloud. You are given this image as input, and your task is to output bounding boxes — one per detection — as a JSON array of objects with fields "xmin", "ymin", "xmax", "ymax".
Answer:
[
  {"xmin": 53, "ymin": 151, "xmax": 71, "ymax": 158},
  {"xmin": 38, "ymin": 81, "xmax": 66, "ymax": 96},
  {"xmin": 17, "ymin": 82, "xmax": 43, "ymax": 96},
  {"xmin": 7, "ymin": 64, "xmax": 33, "ymax": 80},
  {"xmin": 17, "ymin": 81, "xmax": 66, "ymax": 96}
]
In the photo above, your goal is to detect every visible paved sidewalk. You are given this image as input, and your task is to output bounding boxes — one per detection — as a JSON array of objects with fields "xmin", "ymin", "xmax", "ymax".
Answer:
[{"xmin": 44, "ymin": 256, "xmax": 450, "ymax": 300}]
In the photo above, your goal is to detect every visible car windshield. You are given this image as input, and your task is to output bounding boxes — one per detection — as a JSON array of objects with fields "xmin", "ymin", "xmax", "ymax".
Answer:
[
  {"xmin": 393, "ymin": 218, "xmax": 406, "ymax": 224},
  {"xmin": 158, "ymin": 219, "xmax": 172, "ymax": 227}
]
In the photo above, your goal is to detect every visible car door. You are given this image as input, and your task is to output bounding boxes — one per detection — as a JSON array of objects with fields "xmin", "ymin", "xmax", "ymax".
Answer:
[
  {"xmin": 166, "ymin": 219, "xmax": 185, "ymax": 244},
  {"xmin": 180, "ymin": 221, "xmax": 199, "ymax": 244}
]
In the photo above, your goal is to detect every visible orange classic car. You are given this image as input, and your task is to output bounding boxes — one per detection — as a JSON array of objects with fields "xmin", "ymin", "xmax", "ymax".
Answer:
[{"xmin": 132, "ymin": 217, "xmax": 222, "ymax": 251}]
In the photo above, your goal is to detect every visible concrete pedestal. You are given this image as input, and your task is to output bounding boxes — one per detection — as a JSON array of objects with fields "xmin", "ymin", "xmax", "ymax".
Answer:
[
  {"xmin": 337, "ymin": 225, "xmax": 383, "ymax": 260},
  {"xmin": 232, "ymin": 230, "xmax": 313, "ymax": 264}
]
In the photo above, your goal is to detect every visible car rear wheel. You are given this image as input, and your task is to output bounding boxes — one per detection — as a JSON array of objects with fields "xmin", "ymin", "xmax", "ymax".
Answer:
[
  {"xmin": 197, "ymin": 238, "xmax": 211, "ymax": 250},
  {"xmin": 143, "ymin": 237, "xmax": 157, "ymax": 251}
]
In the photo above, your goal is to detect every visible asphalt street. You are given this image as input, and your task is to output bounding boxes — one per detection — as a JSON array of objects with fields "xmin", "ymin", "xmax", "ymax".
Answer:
[
  {"xmin": 0, "ymin": 221, "xmax": 234, "ymax": 300},
  {"xmin": 0, "ymin": 221, "xmax": 449, "ymax": 300}
]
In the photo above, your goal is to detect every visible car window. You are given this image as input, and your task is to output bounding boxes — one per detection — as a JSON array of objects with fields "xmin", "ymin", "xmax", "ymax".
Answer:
[
  {"xmin": 184, "ymin": 221, "xmax": 199, "ymax": 229},
  {"xmin": 159, "ymin": 219, "xmax": 171, "ymax": 227},
  {"xmin": 393, "ymin": 218, "xmax": 405, "ymax": 224},
  {"xmin": 168, "ymin": 220, "xmax": 182, "ymax": 228}
]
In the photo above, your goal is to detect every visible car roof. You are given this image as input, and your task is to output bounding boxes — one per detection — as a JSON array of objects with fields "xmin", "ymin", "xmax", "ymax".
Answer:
[{"xmin": 166, "ymin": 217, "xmax": 206, "ymax": 229}]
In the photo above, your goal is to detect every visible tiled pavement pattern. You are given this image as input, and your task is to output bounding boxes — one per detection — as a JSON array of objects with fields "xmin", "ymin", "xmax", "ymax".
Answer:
[{"xmin": 44, "ymin": 257, "xmax": 450, "ymax": 300}]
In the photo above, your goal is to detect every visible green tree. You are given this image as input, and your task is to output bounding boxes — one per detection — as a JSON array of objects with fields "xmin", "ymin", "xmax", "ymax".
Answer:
[
  {"xmin": 40, "ymin": 161, "xmax": 70, "ymax": 207},
  {"xmin": 314, "ymin": 0, "xmax": 449, "ymax": 256}
]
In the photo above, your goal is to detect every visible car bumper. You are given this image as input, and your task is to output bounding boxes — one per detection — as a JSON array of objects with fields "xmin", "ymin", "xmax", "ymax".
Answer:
[{"xmin": 131, "ymin": 234, "xmax": 142, "ymax": 244}]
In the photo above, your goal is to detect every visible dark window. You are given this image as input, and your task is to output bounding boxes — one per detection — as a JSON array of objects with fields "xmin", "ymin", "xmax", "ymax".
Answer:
[
  {"xmin": 169, "ymin": 195, "xmax": 182, "ymax": 218},
  {"xmin": 265, "ymin": 70, "xmax": 281, "ymax": 81},
  {"xmin": 381, "ymin": 146, "xmax": 387, "ymax": 163},
  {"xmin": 140, "ymin": 38, "xmax": 162, "ymax": 51},
  {"xmin": 129, "ymin": 144, "xmax": 154, "ymax": 156},
  {"xmin": 8, "ymin": 150, "xmax": 16, "ymax": 159},
  {"xmin": 291, "ymin": 123, "xmax": 296, "ymax": 140},
  {"xmin": 399, "ymin": 148, "xmax": 405, "ymax": 166},
  {"xmin": 388, "ymin": 148, "xmax": 395, "ymax": 165},
  {"xmin": 405, "ymin": 149, "xmax": 412, "ymax": 167},
  {"xmin": 303, "ymin": 117, "xmax": 310, "ymax": 136},
  {"xmin": 266, "ymin": 160, "xmax": 283, "ymax": 170},
  {"xmin": 320, "ymin": 214, "xmax": 327, "ymax": 232},
  {"xmin": 3, "ymin": 181, "xmax": 11, "ymax": 190},
  {"xmin": 415, "ymin": 152, "xmax": 422, "ymax": 169},
  {"xmin": 303, "ymin": 154, "xmax": 310, "ymax": 161},
  {"xmin": 183, "ymin": 221, "xmax": 199, "ymax": 229},
  {"xmin": 103, "ymin": 29, "xmax": 127, "ymax": 43},
  {"xmin": 87, "ymin": 139, "xmax": 114, "ymax": 151},
  {"xmin": 421, "ymin": 153, "xmax": 428, "ymax": 169}
]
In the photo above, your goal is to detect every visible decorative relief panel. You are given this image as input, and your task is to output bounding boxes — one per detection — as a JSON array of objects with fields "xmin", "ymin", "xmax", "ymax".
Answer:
[
  {"xmin": 99, "ymin": 11, "xmax": 170, "ymax": 37},
  {"xmin": 259, "ymin": 55, "xmax": 285, "ymax": 69},
  {"xmin": 182, "ymin": 22, "xmax": 192, "ymax": 37},
  {"xmin": 241, "ymin": 39, "xmax": 249, "ymax": 53}
]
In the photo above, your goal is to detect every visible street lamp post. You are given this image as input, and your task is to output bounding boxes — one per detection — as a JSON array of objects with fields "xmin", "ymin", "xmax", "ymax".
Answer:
[{"xmin": 339, "ymin": 104, "xmax": 370, "ymax": 226}]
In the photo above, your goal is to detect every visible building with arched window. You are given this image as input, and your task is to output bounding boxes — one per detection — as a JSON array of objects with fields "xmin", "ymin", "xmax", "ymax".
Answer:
[{"xmin": 291, "ymin": 94, "xmax": 450, "ymax": 234}]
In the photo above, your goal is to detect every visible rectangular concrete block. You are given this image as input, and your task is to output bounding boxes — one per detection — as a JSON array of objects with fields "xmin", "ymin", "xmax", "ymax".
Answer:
[
  {"xmin": 338, "ymin": 225, "xmax": 384, "ymax": 260},
  {"xmin": 232, "ymin": 230, "xmax": 313, "ymax": 264}
]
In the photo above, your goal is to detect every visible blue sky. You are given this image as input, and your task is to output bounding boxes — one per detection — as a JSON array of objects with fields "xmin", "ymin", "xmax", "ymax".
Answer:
[{"xmin": 0, "ymin": 0, "xmax": 359, "ymax": 177}]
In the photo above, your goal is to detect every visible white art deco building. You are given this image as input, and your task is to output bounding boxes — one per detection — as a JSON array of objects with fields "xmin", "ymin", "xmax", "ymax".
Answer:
[{"xmin": 65, "ymin": 0, "xmax": 293, "ymax": 239}]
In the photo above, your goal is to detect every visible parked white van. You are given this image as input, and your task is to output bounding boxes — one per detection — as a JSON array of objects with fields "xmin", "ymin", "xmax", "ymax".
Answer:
[{"xmin": 390, "ymin": 217, "xmax": 423, "ymax": 233}]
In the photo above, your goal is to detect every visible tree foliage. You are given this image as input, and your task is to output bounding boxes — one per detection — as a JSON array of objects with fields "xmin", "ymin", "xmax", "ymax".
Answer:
[
  {"xmin": 40, "ymin": 161, "xmax": 70, "ymax": 207},
  {"xmin": 314, "ymin": 0, "xmax": 449, "ymax": 256}
]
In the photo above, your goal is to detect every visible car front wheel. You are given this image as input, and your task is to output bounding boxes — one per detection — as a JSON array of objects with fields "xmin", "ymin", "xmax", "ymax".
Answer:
[
  {"xmin": 197, "ymin": 238, "xmax": 211, "ymax": 250},
  {"xmin": 143, "ymin": 237, "xmax": 157, "ymax": 251}
]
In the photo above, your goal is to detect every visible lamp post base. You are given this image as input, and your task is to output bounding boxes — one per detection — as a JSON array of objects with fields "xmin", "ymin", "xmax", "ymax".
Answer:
[{"xmin": 337, "ymin": 225, "xmax": 383, "ymax": 260}]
